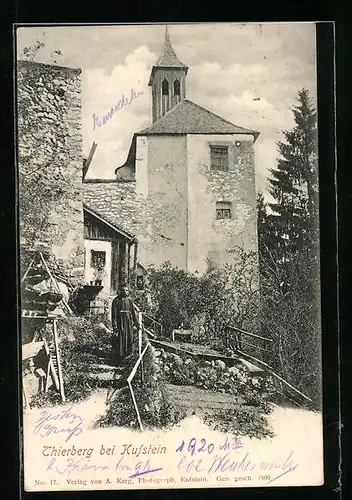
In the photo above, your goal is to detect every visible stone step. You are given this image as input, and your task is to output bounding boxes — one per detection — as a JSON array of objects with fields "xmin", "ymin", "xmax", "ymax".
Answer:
[
  {"xmin": 89, "ymin": 363, "xmax": 124, "ymax": 373},
  {"xmin": 238, "ymin": 358, "xmax": 266, "ymax": 376},
  {"xmin": 85, "ymin": 371, "xmax": 126, "ymax": 389},
  {"xmin": 87, "ymin": 371, "xmax": 121, "ymax": 381}
]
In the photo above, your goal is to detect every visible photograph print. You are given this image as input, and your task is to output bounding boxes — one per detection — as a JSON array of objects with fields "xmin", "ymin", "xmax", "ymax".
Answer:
[{"xmin": 16, "ymin": 22, "xmax": 323, "ymax": 491}]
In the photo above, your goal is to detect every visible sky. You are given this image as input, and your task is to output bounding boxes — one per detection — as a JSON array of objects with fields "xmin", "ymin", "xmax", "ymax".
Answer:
[{"xmin": 16, "ymin": 23, "xmax": 317, "ymax": 199}]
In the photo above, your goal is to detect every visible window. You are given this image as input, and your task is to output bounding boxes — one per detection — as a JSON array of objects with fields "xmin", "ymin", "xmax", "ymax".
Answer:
[
  {"xmin": 91, "ymin": 250, "xmax": 106, "ymax": 269},
  {"xmin": 174, "ymin": 79, "xmax": 180, "ymax": 96},
  {"xmin": 162, "ymin": 79, "xmax": 169, "ymax": 96},
  {"xmin": 216, "ymin": 201, "xmax": 232, "ymax": 220},
  {"xmin": 136, "ymin": 275, "xmax": 145, "ymax": 290},
  {"xmin": 210, "ymin": 145, "xmax": 229, "ymax": 171}
]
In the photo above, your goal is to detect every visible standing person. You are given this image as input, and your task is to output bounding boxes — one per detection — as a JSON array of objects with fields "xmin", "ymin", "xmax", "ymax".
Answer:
[{"xmin": 111, "ymin": 284, "xmax": 139, "ymax": 365}]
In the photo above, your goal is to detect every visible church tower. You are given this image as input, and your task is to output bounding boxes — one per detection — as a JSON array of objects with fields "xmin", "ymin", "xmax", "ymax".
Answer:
[{"xmin": 148, "ymin": 27, "xmax": 188, "ymax": 123}]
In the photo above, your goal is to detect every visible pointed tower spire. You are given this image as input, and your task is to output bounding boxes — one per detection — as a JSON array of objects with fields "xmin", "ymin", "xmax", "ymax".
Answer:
[
  {"xmin": 155, "ymin": 26, "xmax": 187, "ymax": 68},
  {"xmin": 149, "ymin": 26, "xmax": 188, "ymax": 123}
]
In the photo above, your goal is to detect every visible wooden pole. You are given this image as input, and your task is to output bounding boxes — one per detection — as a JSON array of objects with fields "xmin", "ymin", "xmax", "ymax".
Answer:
[
  {"xmin": 21, "ymin": 252, "xmax": 38, "ymax": 283},
  {"xmin": 128, "ymin": 380, "xmax": 144, "ymax": 431},
  {"xmin": 123, "ymin": 243, "xmax": 128, "ymax": 284},
  {"xmin": 138, "ymin": 311, "xmax": 145, "ymax": 385},
  {"xmin": 127, "ymin": 243, "xmax": 131, "ymax": 285},
  {"xmin": 133, "ymin": 241, "xmax": 138, "ymax": 287},
  {"xmin": 138, "ymin": 312, "xmax": 143, "ymax": 358},
  {"xmin": 127, "ymin": 342, "xmax": 149, "ymax": 431},
  {"xmin": 53, "ymin": 319, "xmax": 66, "ymax": 403},
  {"xmin": 39, "ymin": 252, "xmax": 73, "ymax": 315},
  {"xmin": 235, "ymin": 348, "xmax": 313, "ymax": 403},
  {"xmin": 116, "ymin": 240, "xmax": 121, "ymax": 291}
]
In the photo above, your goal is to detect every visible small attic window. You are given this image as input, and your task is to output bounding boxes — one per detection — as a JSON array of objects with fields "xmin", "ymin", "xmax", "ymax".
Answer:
[
  {"xmin": 162, "ymin": 79, "xmax": 169, "ymax": 96},
  {"xmin": 174, "ymin": 79, "xmax": 180, "ymax": 96}
]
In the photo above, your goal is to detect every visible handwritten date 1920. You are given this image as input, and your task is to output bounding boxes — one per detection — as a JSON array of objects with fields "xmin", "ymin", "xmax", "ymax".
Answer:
[
  {"xmin": 176, "ymin": 438, "xmax": 214, "ymax": 456},
  {"xmin": 176, "ymin": 436, "xmax": 244, "ymax": 457}
]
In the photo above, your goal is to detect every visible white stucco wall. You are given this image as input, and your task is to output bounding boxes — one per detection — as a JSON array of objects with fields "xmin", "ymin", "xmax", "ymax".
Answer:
[
  {"xmin": 136, "ymin": 136, "xmax": 149, "ymax": 197},
  {"xmin": 187, "ymin": 133, "xmax": 257, "ymax": 274},
  {"xmin": 135, "ymin": 135, "xmax": 188, "ymax": 270},
  {"xmin": 134, "ymin": 132, "xmax": 258, "ymax": 276}
]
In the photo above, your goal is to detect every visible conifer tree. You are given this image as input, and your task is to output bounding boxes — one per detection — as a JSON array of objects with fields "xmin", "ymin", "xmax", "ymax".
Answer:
[
  {"xmin": 268, "ymin": 89, "xmax": 319, "ymax": 263},
  {"xmin": 257, "ymin": 190, "xmax": 274, "ymax": 260}
]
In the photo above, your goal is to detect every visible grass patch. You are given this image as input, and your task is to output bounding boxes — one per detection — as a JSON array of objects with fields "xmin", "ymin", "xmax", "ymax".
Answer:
[{"xmin": 203, "ymin": 405, "xmax": 274, "ymax": 439}]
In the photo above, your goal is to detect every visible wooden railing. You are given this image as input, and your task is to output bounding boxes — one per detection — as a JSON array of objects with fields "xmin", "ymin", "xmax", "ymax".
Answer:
[
  {"xmin": 225, "ymin": 325, "xmax": 313, "ymax": 406},
  {"xmin": 133, "ymin": 304, "xmax": 163, "ymax": 338},
  {"xmin": 142, "ymin": 313, "xmax": 163, "ymax": 338},
  {"xmin": 126, "ymin": 306, "xmax": 151, "ymax": 430},
  {"xmin": 225, "ymin": 325, "xmax": 274, "ymax": 360}
]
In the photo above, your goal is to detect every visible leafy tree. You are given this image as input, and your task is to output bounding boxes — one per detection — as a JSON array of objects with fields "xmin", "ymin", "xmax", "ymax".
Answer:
[
  {"xmin": 142, "ymin": 249, "xmax": 260, "ymax": 349},
  {"xmin": 145, "ymin": 262, "xmax": 204, "ymax": 335}
]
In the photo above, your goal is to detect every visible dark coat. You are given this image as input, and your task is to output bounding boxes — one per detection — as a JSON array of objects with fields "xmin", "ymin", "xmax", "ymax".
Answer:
[{"xmin": 111, "ymin": 295, "xmax": 139, "ymax": 359}]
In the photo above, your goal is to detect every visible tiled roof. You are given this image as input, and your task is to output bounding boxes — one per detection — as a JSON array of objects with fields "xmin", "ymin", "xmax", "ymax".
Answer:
[
  {"xmin": 136, "ymin": 100, "xmax": 259, "ymax": 140},
  {"xmin": 83, "ymin": 204, "xmax": 134, "ymax": 240},
  {"xmin": 83, "ymin": 180, "xmax": 141, "ymax": 237},
  {"xmin": 154, "ymin": 27, "xmax": 188, "ymax": 69}
]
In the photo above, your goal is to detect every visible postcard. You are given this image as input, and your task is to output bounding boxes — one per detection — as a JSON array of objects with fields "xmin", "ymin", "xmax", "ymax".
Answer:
[{"xmin": 17, "ymin": 22, "xmax": 324, "ymax": 491}]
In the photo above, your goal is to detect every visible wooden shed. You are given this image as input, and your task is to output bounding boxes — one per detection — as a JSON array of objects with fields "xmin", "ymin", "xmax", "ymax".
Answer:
[{"xmin": 83, "ymin": 204, "xmax": 138, "ymax": 297}]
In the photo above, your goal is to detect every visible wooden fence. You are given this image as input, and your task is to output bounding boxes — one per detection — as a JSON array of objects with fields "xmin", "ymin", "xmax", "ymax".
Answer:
[{"xmin": 225, "ymin": 325, "xmax": 274, "ymax": 363}]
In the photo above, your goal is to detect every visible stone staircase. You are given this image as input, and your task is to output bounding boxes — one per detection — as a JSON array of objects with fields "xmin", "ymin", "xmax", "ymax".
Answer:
[{"xmin": 84, "ymin": 359, "xmax": 126, "ymax": 389}]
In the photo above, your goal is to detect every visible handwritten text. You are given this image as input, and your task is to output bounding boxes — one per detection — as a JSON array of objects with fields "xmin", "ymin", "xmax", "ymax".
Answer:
[
  {"xmin": 33, "ymin": 406, "xmax": 83, "ymax": 442},
  {"xmin": 93, "ymin": 88, "xmax": 143, "ymax": 130}
]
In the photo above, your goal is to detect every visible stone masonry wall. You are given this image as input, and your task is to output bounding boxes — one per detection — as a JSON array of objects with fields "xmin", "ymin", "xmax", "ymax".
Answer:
[
  {"xmin": 187, "ymin": 134, "xmax": 259, "ymax": 274},
  {"xmin": 83, "ymin": 180, "xmax": 142, "ymax": 236},
  {"xmin": 17, "ymin": 60, "xmax": 84, "ymax": 281}
]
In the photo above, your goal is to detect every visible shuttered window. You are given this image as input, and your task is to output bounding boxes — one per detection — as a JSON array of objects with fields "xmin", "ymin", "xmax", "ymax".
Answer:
[
  {"xmin": 210, "ymin": 145, "xmax": 229, "ymax": 171},
  {"xmin": 91, "ymin": 250, "xmax": 106, "ymax": 269},
  {"xmin": 216, "ymin": 201, "xmax": 232, "ymax": 220}
]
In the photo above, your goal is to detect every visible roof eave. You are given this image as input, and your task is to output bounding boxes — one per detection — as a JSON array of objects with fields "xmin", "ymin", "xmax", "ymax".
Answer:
[
  {"xmin": 83, "ymin": 203, "xmax": 135, "ymax": 241},
  {"xmin": 135, "ymin": 131, "xmax": 260, "ymax": 138},
  {"xmin": 252, "ymin": 131, "xmax": 260, "ymax": 142}
]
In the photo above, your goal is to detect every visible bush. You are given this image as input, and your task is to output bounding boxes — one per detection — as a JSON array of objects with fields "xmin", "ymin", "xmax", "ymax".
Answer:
[
  {"xmin": 154, "ymin": 348, "xmax": 274, "ymax": 439},
  {"xmin": 157, "ymin": 349, "xmax": 275, "ymax": 410},
  {"xmin": 146, "ymin": 262, "xmax": 204, "ymax": 335},
  {"xmin": 97, "ymin": 343, "xmax": 186, "ymax": 430},
  {"xmin": 144, "ymin": 249, "xmax": 260, "ymax": 346},
  {"xmin": 260, "ymin": 252, "xmax": 321, "ymax": 407},
  {"xmin": 29, "ymin": 390, "xmax": 62, "ymax": 409},
  {"xmin": 199, "ymin": 249, "xmax": 260, "ymax": 348},
  {"xmin": 29, "ymin": 315, "xmax": 113, "ymax": 408}
]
